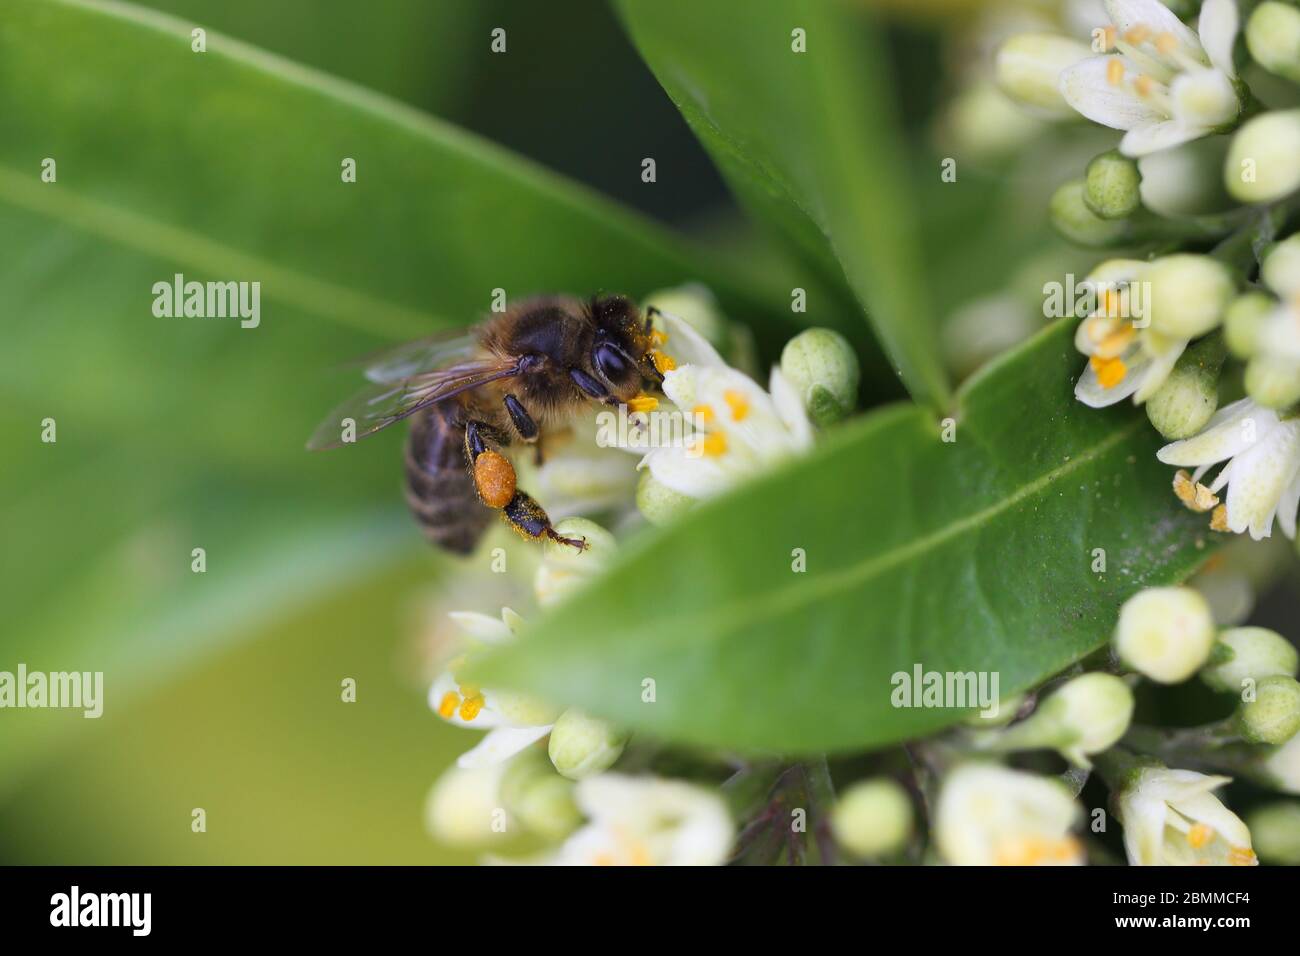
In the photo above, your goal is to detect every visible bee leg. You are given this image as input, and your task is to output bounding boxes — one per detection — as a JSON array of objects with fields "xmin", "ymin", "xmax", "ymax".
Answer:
[
  {"xmin": 644, "ymin": 305, "xmax": 661, "ymax": 334},
  {"xmin": 464, "ymin": 419, "xmax": 586, "ymax": 552},
  {"xmin": 502, "ymin": 393, "xmax": 545, "ymax": 465},
  {"xmin": 503, "ymin": 490, "xmax": 588, "ymax": 552}
]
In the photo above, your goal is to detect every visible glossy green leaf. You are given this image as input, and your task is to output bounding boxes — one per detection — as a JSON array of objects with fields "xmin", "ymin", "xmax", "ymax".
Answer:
[
  {"xmin": 475, "ymin": 321, "xmax": 1217, "ymax": 753},
  {"xmin": 616, "ymin": 0, "xmax": 953, "ymax": 408}
]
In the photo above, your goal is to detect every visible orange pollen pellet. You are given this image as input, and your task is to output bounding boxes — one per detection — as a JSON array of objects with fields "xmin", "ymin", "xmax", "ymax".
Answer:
[
  {"xmin": 1090, "ymin": 354, "xmax": 1127, "ymax": 389},
  {"xmin": 723, "ymin": 389, "xmax": 750, "ymax": 421},
  {"xmin": 1107, "ymin": 58, "xmax": 1125, "ymax": 85},
  {"xmin": 473, "ymin": 450, "xmax": 516, "ymax": 509},
  {"xmin": 437, "ymin": 691, "xmax": 461, "ymax": 719},
  {"xmin": 627, "ymin": 394, "xmax": 659, "ymax": 413},
  {"xmin": 458, "ymin": 694, "xmax": 485, "ymax": 721}
]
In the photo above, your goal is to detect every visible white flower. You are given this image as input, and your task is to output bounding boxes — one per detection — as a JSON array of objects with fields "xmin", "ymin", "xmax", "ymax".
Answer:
[
  {"xmin": 934, "ymin": 764, "xmax": 1084, "ymax": 866},
  {"xmin": 1073, "ymin": 259, "xmax": 1188, "ymax": 407},
  {"xmin": 1118, "ymin": 767, "xmax": 1258, "ymax": 865},
  {"xmin": 1059, "ymin": 0, "xmax": 1242, "ymax": 156},
  {"xmin": 427, "ymin": 608, "xmax": 561, "ymax": 769},
  {"xmin": 550, "ymin": 774, "xmax": 734, "ymax": 866},
  {"xmin": 1157, "ymin": 398, "xmax": 1300, "ymax": 539}
]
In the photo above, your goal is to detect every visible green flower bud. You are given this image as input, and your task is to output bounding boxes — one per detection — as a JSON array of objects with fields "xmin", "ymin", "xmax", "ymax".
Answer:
[
  {"xmin": 1050, "ymin": 180, "xmax": 1130, "ymax": 247},
  {"xmin": 1146, "ymin": 255, "xmax": 1235, "ymax": 340},
  {"xmin": 1239, "ymin": 676, "xmax": 1300, "ymax": 745},
  {"xmin": 1246, "ymin": 3, "xmax": 1300, "ymax": 83},
  {"xmin": 995, "ymin": 34, "xmax": 1094, "ymax": 118},
  {"xmin": 1202, "ymin": 627, "xmax": 1300, "ymax": 693},
  {"xmin": 1245, "ymin": 802, "xmax": 1300, "ymax": 864},
  {"xmin": 548, "ymin": 708, "xmax": 628, "ymax": 780},
  {"xmin": 1245, "ymin": 354, "xmax": 1300, "ymax": 409},
  {"xmin": 1138, "ymin": 138, "xmax": 1235, "ymax": 218},
  {"xmin": 831, "ymin": 778, "xmax": 913, "ymax": 858},
  {"xmin": 636, "ymin": 469, "xmax": 695, "ymax": 526},
  {"xmin": 989, "ymin": 673, "xmax": 1134, "ymax": 767},
  {"xmin": 644, "ymin": 283, "xmax": 728, "ymax": 350},
  {"xmin": 533, "ymin": 517, "xmax": 616, "ymax": 608},
  {"xmin": 1262, "ymin": 234, "xmax": 1300, "ymax": 298},
  {"xmin": 499, "ymin": 749, "xmax": 583, "ymax": 841},
  {"xmin": 961, "ymin": 692, "xmax": 1025, "ymax": 727},
  {"xmin": 1223, "ymin": 291, "xmax": 1275, "ymax": 359},
  {"xmin": 1145, "ymin": 334, "xmax": 1226, "ymax": 439},
  {"xmin": 1085, "ymin": 150, "xmax": 1143, "ymax": 220},
  {"xmin": 779, "ymin": 328, "xmax": 860, "ymax": 427},
  {"xmin": 1114, "ymin": 586, "xmax": 1216, "ymax": 684},
  {"xmin": 1226, "ymin": 109, "xmax": 1300, "ymax": 204}
]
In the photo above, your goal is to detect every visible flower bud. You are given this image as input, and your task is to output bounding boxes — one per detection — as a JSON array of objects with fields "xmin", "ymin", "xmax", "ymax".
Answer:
[
  {"xmin": 1262, "ymin": 234, "xmax": 1300, "ymax": 299},
  {"xmin": 1050, "ymin": 180, "xmax": 1130, "ymax": 246},
  {"xmin": 1238, "ymin": 676, "xmax": 1300, "ymax": 745},
  {"xmin": 1226, "ymin": 109, "xmax": 1300, "ymax": 204},
  {"xmin": 1138, "ymin": 137, "xmax": 1234, "ymax": 218},
  {"xmin": 831, "ymin": 778, "xmax": 913, "ymax": 858},
  {"xmin": 1263, "ymin": 733, "xmax": 1300, "ymax": 793},
  {"xmin": 1245, "ymin": 802, "xmax": 1300, "ymax": 864},
  {"xmin": 994, "ymin": 34, "xmax": 1093, "ymax": 118},
  {"xmin": 548, "ymin": 708, "xmax": 628, "ymax": 780},
  {"xmin": 1085, "ymin": 150, "xmax": 1142, "ymax": 220},
  {"xmin": 1145, "ymin": 334, "xmax": 1226, "ymax": 439},
  {"xmin": 1246, "ymin": 3, "xmax": 1300, "ymax": 83},
  {"xmin": 643, "ymin": 283, "xmax": 728, "ymax": 350},
  {"xmin": 1223, "ymin": 291, "xmax": 1275, "ymax": 359},
  {"xmin": 424, "ymin": 763, "xmax": 509, "ymax": 848},
  {"xmin": 1245, "ymin": 354, "xmax": 1300, "ymax": 409},
  {"xmin": 1203, "ymin": 627, "xmax": 1300, "ymax": 693},
  {"xmin": 1114, "ymin": 586, "xmax": 1216, "ymax": 684},
  {"xmin": 962, "ymin": 692, "xmax": 1025, "ymax": 727},
  {"xmin": 1145, "ymin": 255, "xmax": 1235, "ymax": 340},
  {"xmin": 779, "ymin": 328, "xmax": 860, "ymax": 427},
  {"xmin": 989, "ymin": 673, "xmax": 1134, "ymax": 767},
  {"xmin": 635, "ymin": 469, "xmax": 696, "ymax": 525},
  {"xmin": 533, "ymin": 517, "xmax": 616, "ymax": 608},
  {"xmin": 499, "ymin": 748, "xmax": 583, "ymax": 841}
]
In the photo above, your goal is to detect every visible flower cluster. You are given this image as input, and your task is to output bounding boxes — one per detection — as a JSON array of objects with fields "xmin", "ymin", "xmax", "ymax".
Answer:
[{"xmin": 994, "ymin": 0, "xmax": 1300, "ymax": 542}]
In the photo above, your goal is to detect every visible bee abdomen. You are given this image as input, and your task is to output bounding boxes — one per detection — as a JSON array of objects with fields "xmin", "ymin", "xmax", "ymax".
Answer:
[{"xmin": 404, "ymin": 408, "xmax": 491, "ymax": 555}]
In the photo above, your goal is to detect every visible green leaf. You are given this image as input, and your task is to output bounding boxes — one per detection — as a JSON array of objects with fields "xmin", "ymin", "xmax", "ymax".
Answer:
[
  {"xmin": 0, "ymin": 0, "xmax": 785, "ymax": 342},
  {"xmin": 616, "ymin": 0, "xmax": 953, "ymax": 408},
  {"xmin": 474, "ymin": 320, "xmax": 1217, "ymax": 754}
]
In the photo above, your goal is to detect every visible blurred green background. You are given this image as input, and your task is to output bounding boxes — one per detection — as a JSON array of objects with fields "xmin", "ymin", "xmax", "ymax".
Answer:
[{"xmin": 0, "ymin": 0, "xmax": 1191, "ymax": 862}]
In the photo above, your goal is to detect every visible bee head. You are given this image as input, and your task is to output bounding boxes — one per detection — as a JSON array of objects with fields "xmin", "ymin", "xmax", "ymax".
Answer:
[{"xmin": 587, "ymin": 295, "xmax": 659, "ymax": 400}]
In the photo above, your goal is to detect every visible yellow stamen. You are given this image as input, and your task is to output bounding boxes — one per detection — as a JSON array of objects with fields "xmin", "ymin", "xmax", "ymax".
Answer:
[
  {"xmin": 1107, "ymin": 57, "xmax": 1125, "ymax": 85},
  {"xmin": 649, "ymin": 349, "xmax": 676, "ymax": 374},
  {"xmin": 1210, "ymin": 504, "xmax": 1230, "ymax": 532},
  {"xmin": 1097, "ymin": 325, "xmax": 1136, "ymax": 358},
  {"xmin": 692, "ymin": 403, "xmax": 715, "ymax": 424},
  {"xmin": 457, "ymin": 682, "xmax": 480, "ymax": 699},
  {"xmin": 1124, "ymin": 25, "xmax": 1151, "ymax": 45},
  {"xmin": 1100, "ymin": 25, "xmax": 1117, "ymax": 51},
  {"xmin": 458, "ymin": 693, "xmax": 485, "ymax": 721},
  {"xmin": 649, "ymin": 329, "xmax": 668, "ymax": 346},
  {"xmin": 1187, "ymin": 823, "xmax": 1214, "ymax": 849},
  {"xmin": 1173, "ymin": 470, "xmax": 1219, "ymax": 513},
  {"xmin": 437, "ymin": 691, "xmax": 461, "ymax": 719},
  {"xmin": 1154, "ymin": 31, "xmax": 1177, "ymax": 54},
  {"xmin": 1134, "ymin": 74, "xmax": 1154, "ymax": 98},
  {"xmin": 722, "ymin": 389, "xmax": 750, "ymax": 421},
  {"xmin": 1228, "ymin": 846, "xmax": 1258, "ymax": 866},
  {"xmin": 698, "ymin": 432, "xmax": 728, "ymax": 457},
  {"xmin": 1090, "ymin": 354, "xmax": 1128, "ymax": 389},
  {"xmin": 627, "ymin": 394, "xmax": 659, "ymax": 413},
  {"xmin": 995, "ymin": 835, "xmax": 1081, "ymax": 866}
]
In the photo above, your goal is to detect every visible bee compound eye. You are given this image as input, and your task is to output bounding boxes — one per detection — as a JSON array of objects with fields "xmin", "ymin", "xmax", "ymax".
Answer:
[{"xmin": 594, "ymin": 343, "xmax": 630, "ymax": 382}]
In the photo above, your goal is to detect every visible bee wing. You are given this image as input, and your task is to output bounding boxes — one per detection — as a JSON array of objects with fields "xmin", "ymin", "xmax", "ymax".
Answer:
[
  {"xmin": 307, "ymin": 358, "xmax": 521, "ymax": 450},
  {"xmin": 348, "ymin": 329, "xmax": 482, "ymax": 384}
]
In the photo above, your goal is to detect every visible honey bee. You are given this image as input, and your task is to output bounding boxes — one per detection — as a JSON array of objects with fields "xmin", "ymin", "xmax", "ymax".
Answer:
[{"xmin": 309, "ymin": 295, "xmax": 671, "ymax": 554}]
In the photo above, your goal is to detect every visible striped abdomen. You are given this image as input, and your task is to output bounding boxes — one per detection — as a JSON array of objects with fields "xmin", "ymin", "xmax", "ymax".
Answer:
[{"xmin": 403, "ymin": 405, "xmax": 491, "ymax": 555}]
